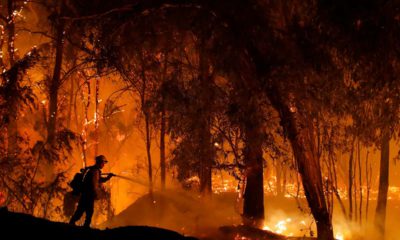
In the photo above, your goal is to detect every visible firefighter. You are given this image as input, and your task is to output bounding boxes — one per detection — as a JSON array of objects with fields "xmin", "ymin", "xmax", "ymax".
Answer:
[{"xmin": 69, "ymin": 155, "xmax": 115, "ymax": 227}]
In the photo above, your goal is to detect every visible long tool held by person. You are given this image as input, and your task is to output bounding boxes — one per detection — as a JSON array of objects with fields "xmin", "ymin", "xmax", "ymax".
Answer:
[{"xmin": 103, "ymin": 173, "xmax": 149, "ymax": 187}]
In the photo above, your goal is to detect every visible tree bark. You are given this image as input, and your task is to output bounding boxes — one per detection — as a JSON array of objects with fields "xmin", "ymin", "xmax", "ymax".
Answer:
[
  {"xmin": 140, "ymin": 57, "xmax": 153, "ymax": 193},
  {"xmin": 276, "ymin": 161, "xmax": 283, "ymax": 198},
  {"xmin": 145, "ymin": 111, "xmax": 153, "ymax": 193},
  {"xmin": 6, "ymin": 0, "xmax": 18, "ymax": 156},
  {"xmin": 198, "ymin": 121, "xmax": 213, "ymax": 195},
  {"xmin": 374, "ymin": 131, "xmax": 390, "ymax": 235},
  {"xmin": 267, "ymin": 90, "xmax": 334, "ymax": 240},
  {"xmin": 348, "ymin": 139, "xmax": 355, "ymax": 221},
  {"xmin": 365, "ymin": 150, "xmax": 371, "ymax": 222},
  {"xmin": 47, "ymin": 4, "xmax": 65, "ymax": 144},
  {"xmin": 159, "ymin": 50, "xmax": 169, "ymax": 191},
  {"xmin": 67, "ymin": 65, "xmax": 74, "ymax": 129},
  {"xmin": 241, "ymin": 97, "xmax": 264, "ymax": 227},
  {"xmin": 94, "ymin": 77, "xmax": 100, "ymax": 156},
  {"xmin": 198, "ymin": 38, "xmax": 213, "ymax": 195},
  {"xmin": 358, "ymin": 141, "xmax": 362, "ymax": 224},
  {"xmin": 160, "ymin": 102, "xmax": 166, "ymax": 190}
]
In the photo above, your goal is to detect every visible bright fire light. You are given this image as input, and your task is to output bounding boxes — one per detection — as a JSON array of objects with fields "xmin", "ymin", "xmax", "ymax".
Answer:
[
  {"xmin": 335, "ymin": 233, "xmax": 344, "ymax": 240},
  {"xmin": 263, "ymin": 218, "xmax": 345, "ymax": 240},
  {"xmin": 263, "ymin": 218, "xmax": 293, "ymax": 235}
]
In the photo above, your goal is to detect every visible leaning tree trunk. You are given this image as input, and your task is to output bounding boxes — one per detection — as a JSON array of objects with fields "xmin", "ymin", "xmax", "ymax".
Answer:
[
  {"xmin": 47, "ymin": 6, "xmax": 65, "ymax": 144},
  {"xmin": 268, "ymin": 91, "xmax": 334, "ymax": 240},
  {"xmin": 374, "ymin": 130, "xmax": 390, "ymax": 235}
]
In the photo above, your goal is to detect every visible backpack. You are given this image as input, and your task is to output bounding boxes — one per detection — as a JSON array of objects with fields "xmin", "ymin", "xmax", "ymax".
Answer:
[{"xmin": 69, "ymin": 168, "xmax": 88, "ymax": 196}]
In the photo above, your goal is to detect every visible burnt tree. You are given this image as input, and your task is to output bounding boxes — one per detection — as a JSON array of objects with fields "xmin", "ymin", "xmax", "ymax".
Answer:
[
  {"xmin": 47, "ymin": 1, "xmax": 66, "ymax": 144},
  {"xmin": 267, "ymin": 87, "xmax": 333, "ymax": 240},
  {"xmin": 374, "ymin": 130, "xmax": 390, "ymax": 234}
]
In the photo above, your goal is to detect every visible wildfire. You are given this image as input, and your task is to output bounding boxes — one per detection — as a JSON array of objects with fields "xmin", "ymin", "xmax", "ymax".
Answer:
[
  {"xmin": 263, "ymin": 218, "xmax": 345, "ymax": 239},
  {"xmin": 262, "ymin": 218, "xmax": 294, "ymax": 236},
  {"xmin": 335, "ymin": 232, "xmax": 344, "ymax": 240},
  {"xmin": 213, "ymin": 172, "xmax": 400, "ymax": 201},
  {"xmin": 234, "ymin": 234, "xmax": 251, "ymax": 240}
]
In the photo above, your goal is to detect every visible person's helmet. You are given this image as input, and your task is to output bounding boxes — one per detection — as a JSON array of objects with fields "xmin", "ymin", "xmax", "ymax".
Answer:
[{"xmin": 95, "ymin": 155, "xmax": 108, "ymax": 164}]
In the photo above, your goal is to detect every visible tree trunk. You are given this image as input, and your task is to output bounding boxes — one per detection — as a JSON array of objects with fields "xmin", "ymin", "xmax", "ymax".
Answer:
[
  {"xmin": 267, "ymin": 91, "xmax": 334, "ymax": 240},
  {"xmin": 6, "ymin": 0, "xmax": 18, "ymax": 156},
  {"xmin": 276, "ymin": 161, "xmax": 283, "ymax": 198},
  {"xmin": 198, "ymin": 121, "xmax": 213, "ymax": 195},
  {"xmin": 159, "ymin": 50, "xmax": 168, "ymax": 191},
  {"xmin": 6, "ymin": 0, "xmax": 15, "ymax": 67},
  {"xmin": 47, "ymin": 7, "xmax": 65, "ymax": 144},
  {"xmin": 94, "ymin": 77, "xmax": 100, "ymax": 156},
  {"xmin": 242, "ymin": 98, "xmax": 264, "ymax": 227},
  {"xmin": 365, "ymin": 150, "xmax": 371, "ymax": 222},
  {"xmin": 145, "ymin": 111, "xmax": 153, "ymax": 193},
  {"xmin": 374, "ymin": 131, "xmax": 390, "ymax": 235},
  {"xmin": 291, "ymin": 130, "xmax": 333, "ymax": 240},
  {"xmin": 80, "ymin": 80, "xmax": 90, "ymax": 168},
  {"xmin": 139, "ymin": 53, "xmax": 153, "ymax": 194},
  {"xmin": 198, "ymin": 38, "xmax": 213, "ymax": 195},
  {"xmin": 348, "ymin": 140, "xmax": 355, "ymax": 221},
  {"xmin": 358, "ymin": 141, "xmax": 362, "ymax": 224},
  {"xmin": 67, "ymin": 67, "xmax": 74, "ymax": 129},
  {"xmin": 353, "ymin": 144, "xmax": 358, "ymax": 223},
  {"xmin": 160, "ymin": 102, "xmax": 166, "ymax": 190}
]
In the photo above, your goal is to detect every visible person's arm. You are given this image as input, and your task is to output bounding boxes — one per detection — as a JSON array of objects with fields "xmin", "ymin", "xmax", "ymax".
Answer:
[{"xmin": 100, "ymin": 173, "xmax": 115, "ymax": 183}]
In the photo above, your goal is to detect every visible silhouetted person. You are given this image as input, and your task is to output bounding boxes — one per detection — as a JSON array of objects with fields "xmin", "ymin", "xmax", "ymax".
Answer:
[{"xmin": 69, "ymin": 155, "xmax": 114, "ymax": 227}]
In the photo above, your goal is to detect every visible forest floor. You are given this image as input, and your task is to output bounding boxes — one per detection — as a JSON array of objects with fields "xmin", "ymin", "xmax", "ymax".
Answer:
[
  {"xmin": 0, "ymin": 190, "xmax": 316, "ymax": 240},
  {"xmin": 0, "ymin": 206, "xmax": 315, "ymax": 240},
  {"xmin": 103, "ymin": 190, "xmax": 318, "ymax": 240},
  {"xmin": 0, "ymin": 207, "xmax": 197, "ymax": 240},
  {"xmin": 6, "ymin": 189, "xmax": 400, "ymax": 239},
  {"xmin": 102, "ymin": 189, "xmax": 400, "ymax": 240}
]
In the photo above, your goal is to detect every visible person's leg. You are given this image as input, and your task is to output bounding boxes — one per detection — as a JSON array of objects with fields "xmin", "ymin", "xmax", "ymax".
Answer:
[
  {"xmin": 83, "ymin": 199, "xmax": 95, "ymax": 228},
  {"xmin": 69, "ymin": 198, "xmax": 85, "ymax": 225}
]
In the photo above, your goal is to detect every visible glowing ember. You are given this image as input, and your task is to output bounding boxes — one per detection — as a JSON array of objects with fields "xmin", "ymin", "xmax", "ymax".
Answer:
[
  {"xmin": 234, "ymin": 234, "xmax": 251, "ymax": 240},
  {"xmin": 263, "ymin": 218, "xmax": 296, "ymax": 235},
  {"xmin": 263, "ymin": 218, "xmax": 345, "ymax": 239},
  {"xmin": 335, "ymin": 233, "xmax": 344, "ymax": 240}
]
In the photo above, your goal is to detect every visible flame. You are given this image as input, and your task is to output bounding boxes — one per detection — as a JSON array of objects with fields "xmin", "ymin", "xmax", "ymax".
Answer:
[
  {"xmin": 262, "ymin": 218, "xmax": 344, "ymax": 239},
  {"xmin": 263, "ymin": 218, "xmax": 293, "ymax": 235},
  {"xmin": 335, "ymin": 232, "xmax": 344, "ymax": 240},
  {"xmin": 234, "ymin": 234, "xmax": 251, "ymax": 240}
]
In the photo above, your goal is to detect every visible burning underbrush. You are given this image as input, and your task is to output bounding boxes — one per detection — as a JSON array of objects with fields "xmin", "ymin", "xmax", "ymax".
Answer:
[
  {"xmin": 103, "ymin": 190, "xmax": 242, "ymax": 238},
  {"xmin": 99, "ymin": 189, "xmax": 330, "ymax": 239},
  {"xmin": 99, "ymin": 186, "xmax": 400, "ymax": 240}
]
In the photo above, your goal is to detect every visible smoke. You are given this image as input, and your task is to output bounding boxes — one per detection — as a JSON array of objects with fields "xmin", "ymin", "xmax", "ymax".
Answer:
[{"xmin": 101, "ymin": 189, "xmax": 242, "ymax": 237}]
